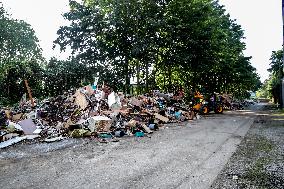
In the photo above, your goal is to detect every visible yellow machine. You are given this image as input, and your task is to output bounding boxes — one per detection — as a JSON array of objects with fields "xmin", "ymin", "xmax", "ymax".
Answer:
[
  {"xmin": 192, "ymin": 92, "xmax": 208, "ymax": 114},
  {"xmin": 191, "ymin": 91, "xmax": 223, "ymax": 114}
]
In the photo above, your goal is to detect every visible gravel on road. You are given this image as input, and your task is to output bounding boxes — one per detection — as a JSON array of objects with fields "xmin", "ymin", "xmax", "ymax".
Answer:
[
  {"xmin": 0, "ymin": 111, "xmax": 254, "ymax": 189},
  {"xmin": 211, "ymin": 105, "xmax": 284, "ymax": 189}
]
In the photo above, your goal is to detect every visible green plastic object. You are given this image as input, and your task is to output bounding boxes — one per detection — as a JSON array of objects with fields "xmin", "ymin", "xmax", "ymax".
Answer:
[{"xmin": 99, "ymin": 133, "xmax": 112, "ymax": 138}]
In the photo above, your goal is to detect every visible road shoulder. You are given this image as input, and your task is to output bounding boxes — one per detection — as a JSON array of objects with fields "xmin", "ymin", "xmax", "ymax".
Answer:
[{"xmin": 211, "ymin": 108, "xmax": 284, "ymax": 189}]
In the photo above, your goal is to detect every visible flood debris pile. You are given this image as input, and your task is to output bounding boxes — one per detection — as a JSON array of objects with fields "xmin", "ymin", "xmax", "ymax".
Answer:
[{"xmin": 0, "ymin": 85, "xmax": 199, "ymax": 148}]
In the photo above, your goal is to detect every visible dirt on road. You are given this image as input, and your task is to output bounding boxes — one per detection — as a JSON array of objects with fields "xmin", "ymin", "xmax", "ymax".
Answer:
[{"xmin": 0, "ymin": 105, "xmax": 268, "ymax": 189}]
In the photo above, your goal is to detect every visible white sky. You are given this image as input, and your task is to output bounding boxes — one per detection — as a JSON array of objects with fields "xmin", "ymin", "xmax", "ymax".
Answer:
[
  {"xmin": 1, "ymin": 0, "xmax": 283, "ymax": 82},
  {"xmin": 219, "ymin": 0, "xmax": 282, "ymax": 82},
  {"xmin": 1, "ymin": 0, "xmax": 71, "ymax": 60}
]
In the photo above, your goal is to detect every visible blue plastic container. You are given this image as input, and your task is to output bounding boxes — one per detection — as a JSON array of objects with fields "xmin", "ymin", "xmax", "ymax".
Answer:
[{"xmin": 135, "ymin": 131, "xmax": 144, "ymax": 137}]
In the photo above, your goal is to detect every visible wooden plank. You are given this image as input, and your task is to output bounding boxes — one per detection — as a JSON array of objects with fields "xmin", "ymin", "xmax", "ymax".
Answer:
[
  {"xmin": 141, "ymin": 124, "xmax": 153, "ymax": 134},
  {"xmin": 154, "ymin": 113, "xmax": 169, "ymax": 123},
  {"xmin": 74, "ymin": 90, "xmax": 88, "ymax": 110},
  {"xmin": 24, "ymin": 80, "xmax": 34, "ymax": 108}
]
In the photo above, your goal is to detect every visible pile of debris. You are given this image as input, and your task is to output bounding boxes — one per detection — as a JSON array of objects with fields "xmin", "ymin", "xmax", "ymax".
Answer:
[{"xmin": 0, "ymin": 85, "xmax": 198, "ymax": 148}]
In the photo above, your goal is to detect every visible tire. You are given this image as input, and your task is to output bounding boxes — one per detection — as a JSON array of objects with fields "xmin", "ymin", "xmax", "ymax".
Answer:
[
  {"xmin": 200, "ymin": 105, "xmax": 209, "ymax": 115},
  {"xmin": 214, "ymin": 104, "xmax": 223, "ymax": 114}
]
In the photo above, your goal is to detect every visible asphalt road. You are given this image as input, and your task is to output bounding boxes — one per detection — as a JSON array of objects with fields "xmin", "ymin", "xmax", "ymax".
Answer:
[{"xmin": 0, "ymin": 109, "xmax": 257, "ymax": 189}]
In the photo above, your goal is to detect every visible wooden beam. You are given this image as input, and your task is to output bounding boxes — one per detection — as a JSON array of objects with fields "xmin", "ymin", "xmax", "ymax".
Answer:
[{"xmin": 24, "ymin": 80, "xmax": 35, "ymax": 108}]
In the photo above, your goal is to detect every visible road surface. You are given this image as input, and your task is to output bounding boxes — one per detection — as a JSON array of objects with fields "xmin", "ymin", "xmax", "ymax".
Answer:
[{"xmin": 0, "ymin": 109, "xmax": 258, "ymax": 189}]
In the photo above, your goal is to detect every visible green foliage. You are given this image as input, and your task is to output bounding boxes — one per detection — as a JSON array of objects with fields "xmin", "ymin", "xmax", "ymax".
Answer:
[
  {"xmin": 0, "ymin": 0, "xmax": 262, "ymax": 105},
  {"xmin": 256, "ymin": 80, "xmax": 270, "ymax": 99},
  {"xmin": 258, "ymin": 50, "xmax": 283, "ymax": 103},
  {"xmin": 54, "ymin": 0, "xmax": 260, "ymax": 97},
  {"xmin": 43, "ymin": 57, "xmax": 92, "ymax": 97},
  {"xmin": 0, "ymin": 4, "xmax": 44, "ymax": 105}
]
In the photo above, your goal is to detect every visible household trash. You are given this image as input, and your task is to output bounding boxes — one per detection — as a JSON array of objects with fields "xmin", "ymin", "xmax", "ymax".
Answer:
[
  {"xmin": 0, "ymin": 83, "xmax": 200, "ymax": 148},
  {"xmin": 135, "ymin": 131, "xmax": 144, "ymax": 137},
  {"xmin": 0, "ymin": 136, "xmax": 27, "ymax": 149},
  {"xmin": 18, "ymin": 119, "xmax": 37, "ymax": 135},
  {"xmin": 44, "ymin": 136, "xmax": 66, "ymax": 143}
]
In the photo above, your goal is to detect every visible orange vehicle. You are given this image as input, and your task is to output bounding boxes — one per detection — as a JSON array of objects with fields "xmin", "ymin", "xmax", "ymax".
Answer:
[
  {"xmin": 192, "ymin": 92, "xmax": 203, "ymax": 110},
  {"xmin": 191, "ymin": 92, "xmax": 223, "ymax": 114},
  {"xmin": 191, "ymin": 92, "xmax": 207, "ymax": 114}
]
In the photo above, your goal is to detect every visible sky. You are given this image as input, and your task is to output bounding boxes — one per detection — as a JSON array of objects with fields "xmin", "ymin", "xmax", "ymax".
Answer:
[
  {"xmin": 1, "ymin": 0, "xmax": 283, "ymax": 82},
  {"xmin": 1, "ymin": 0, "xmax": 71, "ymax": 59},
  {"xmin": 219, "ymin": 0, "xmax": 282, "ymax": 82}
]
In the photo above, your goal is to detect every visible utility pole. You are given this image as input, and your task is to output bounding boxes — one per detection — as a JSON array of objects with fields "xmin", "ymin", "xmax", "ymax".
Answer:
[{"xmin": 281, "ymin": 0, "xmax": 284, "ymax": 108}]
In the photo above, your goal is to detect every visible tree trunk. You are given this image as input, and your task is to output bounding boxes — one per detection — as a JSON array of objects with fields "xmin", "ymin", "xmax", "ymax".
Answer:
[
  {"xmin": 125, "ymin": 57, "xmax": 131, "ymax": 94},
  {"xmin": 168, "ymin": 64, "xmax": 172, "ymax": 93},
  {"xmin": 163, "ymin": 70, "xmax": 166, "ymax": 92},
  {"xmin": 145, "ymin": 61, "xmax": 149, "ymax": 92},
  {"xmin": 136, "ymin": 60, "xmax": 140, "ymax": 95}
]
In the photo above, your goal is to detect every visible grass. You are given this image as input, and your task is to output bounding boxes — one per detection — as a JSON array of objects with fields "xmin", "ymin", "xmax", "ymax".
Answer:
[
  {"xmin": 212, "ymin": 110, "xmax": 284, "ymax": 189},
  {"xmin": 244, "ymin": 157, "xmax": 272, "ymax": 188},
  {"xmin": 267, "ymin": 111, "xmax": 284, "ymax": 126},
  {"xmin": 240, "ymin": 135, "xmax": 274, "ymax": 158},
  {"xmin": 241, "ymin": 135, "xmax": 277, "ymax": 188},
  {"xmin": 272, "ymin": 109, "xmax": 284, "ymax": 116}
]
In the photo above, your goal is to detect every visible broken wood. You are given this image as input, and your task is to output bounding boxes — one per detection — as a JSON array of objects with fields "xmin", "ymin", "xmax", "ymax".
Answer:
[
  {"xmin": 74, "ymin": 90, "xmax": 88, "ymax": 110},
  {"xmin": 154, "ymin": 113, "xmax": 169, "ymax": 123},
  {"xmin": 24, "ymin": 80, "xmax": 35, "ymax": 108},
  {"xmin": 141, "ymin": 124, "xmax": 153, "ymax": 134}
]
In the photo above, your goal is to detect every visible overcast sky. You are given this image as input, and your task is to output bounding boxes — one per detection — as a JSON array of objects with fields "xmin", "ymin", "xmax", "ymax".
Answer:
[
  {"xmin": 1, "ymin": 0, "xmax": 70, "ymax": 59},
  {"xmin": 219, "ymin": 0, "xmax": 282, "ymax": 82},
  {"xmin": 1, "ymin": 0, "xmax": 282, "ymax": 82}
]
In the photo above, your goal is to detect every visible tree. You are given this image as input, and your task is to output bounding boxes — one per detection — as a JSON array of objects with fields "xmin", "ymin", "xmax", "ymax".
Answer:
[
  {"xmin": 43, "ymin": 58, "xmax": 91, "ymax": 97},
  {"xmin": 263, "ymin": 50, "xmax": 283, "ymax": 103},
  {"xmin": 55, "ymin": 0, "xmax": 163, "ymax": 93},
  {"xmin": 153, "ymin": 0, "xmax": 260, "ymax": 96},
  {"xmin": 0, "ymin": 4, "xmax": 44, "ymax": 104},
  {"xmin": 55, "ymin": 0, "xmax": 260, "ymax": 98}
]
